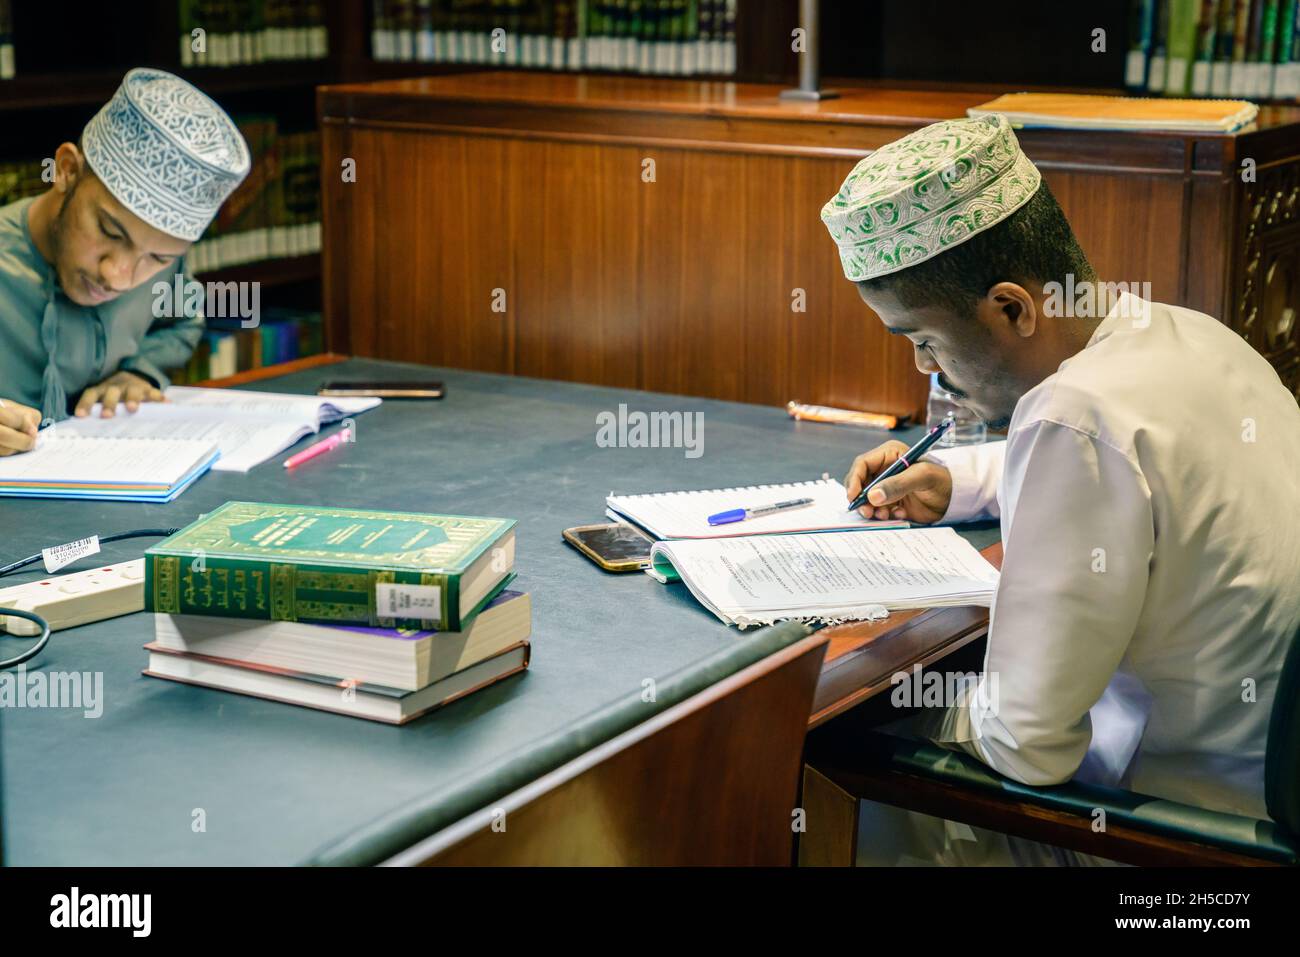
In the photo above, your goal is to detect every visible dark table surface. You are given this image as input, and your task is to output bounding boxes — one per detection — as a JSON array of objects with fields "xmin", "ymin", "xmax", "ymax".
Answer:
[{"xmin": 0, "ymin": 358, "xmax": 998, "ymax": 864}]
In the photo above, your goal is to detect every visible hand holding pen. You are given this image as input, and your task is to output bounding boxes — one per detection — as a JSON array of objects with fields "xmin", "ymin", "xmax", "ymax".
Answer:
[{"xmin": 844, "ymin": 419, "xmax": 955, "ymax": 523}]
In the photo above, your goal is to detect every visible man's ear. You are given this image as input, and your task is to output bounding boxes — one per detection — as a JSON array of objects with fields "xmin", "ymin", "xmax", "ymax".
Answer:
[
  {"xmin": 52, "ymin": 142, "xmax": 86, "ymax": 195},
  {"xmin": 982, "ymin": 281, "xmax": 1038, "ymax": 339}
]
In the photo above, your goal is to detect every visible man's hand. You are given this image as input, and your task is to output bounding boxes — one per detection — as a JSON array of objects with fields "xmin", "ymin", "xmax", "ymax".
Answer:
[
  {"xmin": 74, "ymin": 370, "xmax": 164, "ymax": 418},
  {"xmin": 0, "ymin": 398, "xmax": 40, "ymax": 456},
  {"xmin": 845, "ymin": 439, "xmax": 953, "ymax": 524}
]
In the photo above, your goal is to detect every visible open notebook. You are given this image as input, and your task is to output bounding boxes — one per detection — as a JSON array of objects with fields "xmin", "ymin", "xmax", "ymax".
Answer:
[
  {"xmin": 53, "ymin": 386, "xmax": 382, "ymax": 472},
  {"xmin": 0, "ymin": 434, "xmax": 219, "ymax": 502},
  {"xmin": 650, "ymin": 527, "xmax": 999, "ymax": 628},
  {"xmin": 607, "ymin": 477, "xmax": 907, "ymax": 539}
]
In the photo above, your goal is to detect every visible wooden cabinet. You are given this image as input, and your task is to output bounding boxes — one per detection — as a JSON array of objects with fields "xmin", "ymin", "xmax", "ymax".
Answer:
[{"xmin": 319, "ymin": 73, "xmax": 1300, "ymax": 416}]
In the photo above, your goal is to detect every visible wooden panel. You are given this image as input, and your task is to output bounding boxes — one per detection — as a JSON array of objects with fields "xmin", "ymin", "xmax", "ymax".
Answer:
[
  {"xmin": 1043, "ymin": 169, "xmax": 1187, "ymax": 307},
  {"xmin": 398, "ymin": 634, "xmax": 829, "ymax": 866},
  {"xmin": 320, "ymin": 73, "xmax": 1300, "ymax": 413},
  {"xmin": 324, "ymin": 121, "xmax": 927, "ymax": 415}
]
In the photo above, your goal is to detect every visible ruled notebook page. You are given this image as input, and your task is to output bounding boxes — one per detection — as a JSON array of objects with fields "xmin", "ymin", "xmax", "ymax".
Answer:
[
  {"xmin": 0, "ymin": 435, "xmax": 217, "ymax": 486},
  {"xmin": 607, "ymin": 477, "xmax": 908, "ymax": 539}
]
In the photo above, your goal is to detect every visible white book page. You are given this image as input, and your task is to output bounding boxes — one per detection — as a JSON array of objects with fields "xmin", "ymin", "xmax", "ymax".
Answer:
[
  {"xmin": 651, "ymin": 528, "xmax": 998, "ymax": 626},
  {"xmin": 51, "ymin": 404, "xmax": 311, "ymax": 473},
  {"xmin": 608, "ymin": 477, "xmax": 905, "ymax": 539},
  {"xmin": 0, "ymin": 435, "xmax": 216, "ymax": 485},
  {"xmin": 164, "ymin": 386, "xmax": 380, "ymax": 426}
]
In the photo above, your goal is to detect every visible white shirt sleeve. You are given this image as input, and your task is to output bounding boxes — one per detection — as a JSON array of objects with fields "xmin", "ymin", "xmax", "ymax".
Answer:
[
  {"xmin": 926, "ymin": 439, "xmax": 1006, "ymax": 523},
  {"xmin": 916, "ymin": 420, "xmax": 1154, "ymax": 786}
]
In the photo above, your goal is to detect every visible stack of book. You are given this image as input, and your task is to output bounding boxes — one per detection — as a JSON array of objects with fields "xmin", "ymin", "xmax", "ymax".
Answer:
[
  {"xmin": 143, "ymin": 502, "xmax": 530, "ymax": 723},
  {"xmin": 1127, "ymin": 0, "xmax": 1300, "ymax": 100},
  {"xmin": 370, "ymin": 0, "xmax": 737, "ymax": 75},
  {"xmin": 178, "ymin": 0, "xmax": 329, "ymax": 66},
  {"xmin": 187, "ymin": 120, "xmax": 322, "ymax": 274}
]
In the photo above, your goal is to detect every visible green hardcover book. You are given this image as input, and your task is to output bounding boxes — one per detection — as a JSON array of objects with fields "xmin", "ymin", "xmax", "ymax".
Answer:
[
  {"xmin": 1256, "ymin": 0, "xmax": 1282, "ymax": 95},
  {"xmin": 145, "ymin": 502, "xmax": 517, "ymax": 631},
  {"xmin": 1165, "ymin": 0, "xmax": 1201, "ymax": 94}
]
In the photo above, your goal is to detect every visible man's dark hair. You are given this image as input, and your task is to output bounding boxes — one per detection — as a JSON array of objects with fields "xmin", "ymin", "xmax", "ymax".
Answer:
[{"xmin": 857, "ymin": 181, "xmax": 1096, "ymax": 318}]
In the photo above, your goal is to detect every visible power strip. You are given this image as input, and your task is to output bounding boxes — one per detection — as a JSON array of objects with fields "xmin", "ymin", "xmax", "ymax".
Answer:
[{"xmin": 0, "ymin": 559, "xmax": 145, "ymax": 637}]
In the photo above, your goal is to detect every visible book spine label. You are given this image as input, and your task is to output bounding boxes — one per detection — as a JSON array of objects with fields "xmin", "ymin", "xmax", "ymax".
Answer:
[{"xmin": 145, "ymin": 553, "xmax": 460, "ymax": 630}]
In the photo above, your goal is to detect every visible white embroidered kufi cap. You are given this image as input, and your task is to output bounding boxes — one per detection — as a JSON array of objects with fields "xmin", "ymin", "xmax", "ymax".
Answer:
[{"xmin": 82, "ymin": 68, "xmax": 250, "ymax": 242}]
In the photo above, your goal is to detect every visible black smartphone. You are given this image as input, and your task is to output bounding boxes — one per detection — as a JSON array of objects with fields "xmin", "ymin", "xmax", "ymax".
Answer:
[
  {"xmin": 563, "ymin": 522, "xmax": 656, "ymax": 572},
  {"xmin": 317, "ymin": 380, "xmax": 445, "ymax": 398}
]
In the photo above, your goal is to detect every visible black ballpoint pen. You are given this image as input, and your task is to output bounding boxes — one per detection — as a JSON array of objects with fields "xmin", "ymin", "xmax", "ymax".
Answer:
[{"xmin": 847, "ymin": 416, "xmax": 955, "ymax": 512}]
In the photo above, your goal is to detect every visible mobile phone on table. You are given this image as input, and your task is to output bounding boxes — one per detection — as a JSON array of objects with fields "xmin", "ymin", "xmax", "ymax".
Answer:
[
  {"xmin": 563, "ymin": 522, "xmax": 656, "ymax": 572},
  {"xmin": 317, "ymin": 380, "xmax": 445, "ymax": 398}
]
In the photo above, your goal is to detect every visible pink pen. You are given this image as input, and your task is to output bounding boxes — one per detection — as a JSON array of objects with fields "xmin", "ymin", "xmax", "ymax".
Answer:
[{"xmin": 283, "ymin": 428, "xmax": 352, "ymax": 468}]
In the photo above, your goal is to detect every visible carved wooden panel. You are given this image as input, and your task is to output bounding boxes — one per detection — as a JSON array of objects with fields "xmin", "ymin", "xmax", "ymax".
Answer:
[{"xmin": 1237, "ymin": 162, "xmax": 1300, "ymax": 401}]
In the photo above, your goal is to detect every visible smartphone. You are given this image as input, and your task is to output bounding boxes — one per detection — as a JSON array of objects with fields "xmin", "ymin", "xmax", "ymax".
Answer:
[
  {"xmin": 563, "ymin": 522, "xmax": 656, "ymax": 572},
  {"xmin": 317, "ymin": 380, "xmax": 445, "ymax": 398}
]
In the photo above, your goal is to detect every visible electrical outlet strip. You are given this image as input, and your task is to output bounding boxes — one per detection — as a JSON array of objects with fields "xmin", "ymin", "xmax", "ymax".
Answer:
[{"xmin": 0, "ymin": 559, "xmax": 145, "ymax": 637}]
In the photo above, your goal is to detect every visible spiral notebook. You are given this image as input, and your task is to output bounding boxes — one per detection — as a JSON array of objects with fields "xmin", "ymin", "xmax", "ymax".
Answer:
[{"xmin": 606, "ymin": 477, "xmax": 908, "ymax": 540}]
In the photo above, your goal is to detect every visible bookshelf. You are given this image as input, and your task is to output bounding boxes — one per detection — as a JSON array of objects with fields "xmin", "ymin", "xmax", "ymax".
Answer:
[{"xmin": 4, "ymin": 1, "xmax": 1299, "ymax": 387}]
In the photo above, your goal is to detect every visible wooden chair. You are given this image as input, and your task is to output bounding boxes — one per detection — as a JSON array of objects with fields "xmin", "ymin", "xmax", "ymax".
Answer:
[
  {"xmin": 309, "ymin": 621, "xmax": 828, "ymax": 865},
  {"xmin": 800, "ymin": 627, "xmax": 1300, "ymax": 867}
]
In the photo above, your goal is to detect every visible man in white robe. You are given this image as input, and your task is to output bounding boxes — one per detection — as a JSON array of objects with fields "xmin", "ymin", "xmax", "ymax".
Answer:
[{"xmin": 820, "ymin": 115, "xmax": 1300, "ymax": 865}]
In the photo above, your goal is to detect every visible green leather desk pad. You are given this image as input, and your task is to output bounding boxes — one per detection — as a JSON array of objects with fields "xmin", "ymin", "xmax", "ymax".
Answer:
[{"xmin": 0, "ymin": 359, "xmax": 999, "ymax": 864}]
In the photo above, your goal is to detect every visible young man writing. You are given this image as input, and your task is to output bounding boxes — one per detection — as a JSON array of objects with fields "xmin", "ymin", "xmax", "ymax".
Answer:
[
  {"xmin": 0, "ymin": 67, "xmax": 248, "ymax": 455},
  {"xmin": 823, "ymin": 114, "xmax": 1300, "ymax": 864}
]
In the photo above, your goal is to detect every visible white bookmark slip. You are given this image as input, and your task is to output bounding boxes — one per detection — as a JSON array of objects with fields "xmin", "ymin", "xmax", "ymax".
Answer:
[
  {"xmin": 649, "ymin": 527, "xmax": 999, "ymax": 628},
  {"xmin": 607, "ymin": 477, "xmax": 908, "ymax": 540}
]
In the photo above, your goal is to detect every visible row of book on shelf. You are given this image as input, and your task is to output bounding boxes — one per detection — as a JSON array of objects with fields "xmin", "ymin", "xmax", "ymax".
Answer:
[
  {"xmin": 371, "ymin": 0, "xmax": 737, "ymax": 75},
  {"xmin": 192, "ymin": 121, "xmax": 321, "ymax": 272},
  {"xmin": 178, "ymin": 0, "xmax": 329, "ymax": 66},
  {"xmin": 144, "ymin": 503, "xmax": 529, "ymax": 724},
  {"xmin": 167, "ymin": 307, "xmax": 325, "ymax": 385},
  {"xmin": 1127, "ymin": 0, "xmax": 1300, "ymax": 99}
]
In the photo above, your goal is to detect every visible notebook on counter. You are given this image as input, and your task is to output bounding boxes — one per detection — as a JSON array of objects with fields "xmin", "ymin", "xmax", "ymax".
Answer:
[
  {"xmin": 606, "ymin": 477, "xmax": 908, "ymax": 540},
  {"xmin": 968, "ymin": 93, "xmax": 1258, "ymax": 133},
  {"xmin": 54, "ymin": 385, "xmax": 382, "ymax": 472},
  {"xmin": 0, "ymin": 434, "xmax": 219, "ymax": 502},
  {"xmin": 650, "ymin": 527, "xmax": 999, "ymax": 628}
]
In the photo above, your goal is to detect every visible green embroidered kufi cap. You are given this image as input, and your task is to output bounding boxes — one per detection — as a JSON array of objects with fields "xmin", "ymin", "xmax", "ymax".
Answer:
[{"xmin": 821, "ymin": 114, "xmax": 1042, "ymax": 282}]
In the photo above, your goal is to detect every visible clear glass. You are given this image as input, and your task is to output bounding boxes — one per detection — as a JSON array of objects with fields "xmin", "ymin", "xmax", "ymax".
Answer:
[{"xmin": 926, "ymin": 373, "xmax": 987, "ymax": 446}]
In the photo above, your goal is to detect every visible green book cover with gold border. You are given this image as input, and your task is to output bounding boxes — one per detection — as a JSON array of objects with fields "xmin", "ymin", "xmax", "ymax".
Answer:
[{"xmin": 145, "ymin": 501, "xmax": 515, "ymax": 631}]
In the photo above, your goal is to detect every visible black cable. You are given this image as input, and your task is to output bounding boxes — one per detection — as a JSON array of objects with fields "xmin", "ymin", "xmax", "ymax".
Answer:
[
  {"xmin": 0, "ymin": 608, "xmax": 52, "ymax": 670},
  {"xmin": 0, "ymin": 527, "xmax": 180, "ymax": 578},
  {"xmin": 0, "ymin": 527, "xmax": 181, "ymax": 670}
]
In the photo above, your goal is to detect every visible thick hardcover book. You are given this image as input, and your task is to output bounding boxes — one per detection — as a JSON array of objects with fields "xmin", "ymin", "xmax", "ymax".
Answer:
[
  {"xmin": 144, "ymin": 640, "xmax": 531, "ymax": 724},
  {"xmin": 145, "ymin": 501, "xmax": 516, "ymax": 630},
  {"xmin": 153, "ymin": 585, "xmax": 527, "ymax": 691}
]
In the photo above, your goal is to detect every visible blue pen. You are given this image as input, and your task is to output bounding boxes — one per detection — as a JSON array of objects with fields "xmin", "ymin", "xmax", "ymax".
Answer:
[{"xmin": 708, "ymin": 497, "xmax": 815, "ymax": 526}]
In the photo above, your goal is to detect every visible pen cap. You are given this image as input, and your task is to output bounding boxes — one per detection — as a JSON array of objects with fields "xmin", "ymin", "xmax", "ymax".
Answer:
[{"xmin": 707, "ymin": 509, "xmax": 747, "ymax": 526}]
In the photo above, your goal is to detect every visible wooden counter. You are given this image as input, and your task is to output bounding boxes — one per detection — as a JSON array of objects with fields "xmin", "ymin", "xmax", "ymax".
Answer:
[{"xmin": 319, "ymin": 72, "xmax": 1300, "ymax": 414}]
